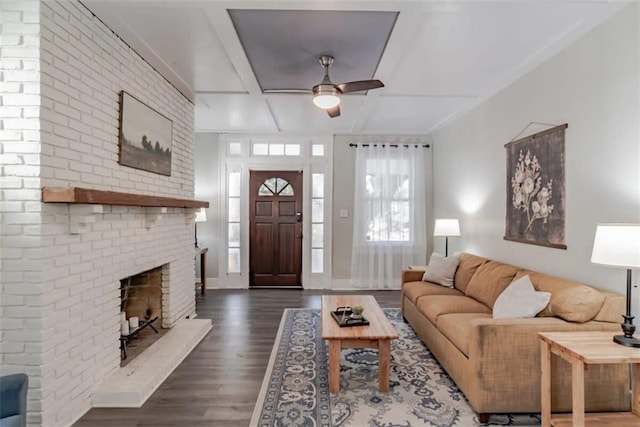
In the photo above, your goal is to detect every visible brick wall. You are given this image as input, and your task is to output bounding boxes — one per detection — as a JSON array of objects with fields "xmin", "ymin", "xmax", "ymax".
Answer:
[{"xmin": 0, "ymin": 1, "xmax": 197, "ymax": 426}]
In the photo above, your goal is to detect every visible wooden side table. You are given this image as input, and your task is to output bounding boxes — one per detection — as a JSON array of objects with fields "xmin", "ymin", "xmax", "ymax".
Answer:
[
  {"xmin": 539, "ymin": 331, "xmax": 640, "ymax": 427},
  {"xmin": 195, "ymin": 246, "xmax": 208, "ymax": 295}
]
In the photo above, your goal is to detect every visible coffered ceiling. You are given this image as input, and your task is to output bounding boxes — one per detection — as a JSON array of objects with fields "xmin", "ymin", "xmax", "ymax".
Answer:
[{"xmin": 81, "ymin": 0, "xmax": 628, "ymax": 135}]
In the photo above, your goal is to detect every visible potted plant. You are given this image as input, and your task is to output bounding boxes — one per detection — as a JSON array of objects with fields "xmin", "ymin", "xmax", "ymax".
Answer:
[{"xmin": 350, "ymin": 305, "xmax": 364, "ymax": 319}]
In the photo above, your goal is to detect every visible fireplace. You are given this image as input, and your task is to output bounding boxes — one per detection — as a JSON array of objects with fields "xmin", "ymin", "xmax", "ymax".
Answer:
[{"xmin": 119, "ymin": 265, "xmax": 168, "ymax": 364}]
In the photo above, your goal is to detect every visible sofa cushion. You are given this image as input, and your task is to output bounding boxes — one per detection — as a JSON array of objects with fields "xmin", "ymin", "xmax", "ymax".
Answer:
[
  {"xmin": 403, "ymin": 281, "xmax": 464, "ymax": 305},
  {"xmin": 493, "ymin": 275, "xmax": 551, "ymax": 319},
  {"xmin": 594, "ymin": 289, "xmax": 625, "ymax": 323},
  {"xmin": 422, "ymin": 252, "xmax": 460, "ymax": 288},
  {"xmin": 438, "ymin": 313, "xmax": 492, "ymax": 356},
  {"xmin": 521, "ymin": 271, "xmax": 606, "ymax": 322},
  {"xmin": 416, "ymin": 295, "xmax": 492, "ymax": 325},
  {"xmin": 465, "ymin": 260, "xmax": 520, "ymax": 309},
  {"xmin": 454, "ymin": 253, "xmax": 487, "ymax": 293}
]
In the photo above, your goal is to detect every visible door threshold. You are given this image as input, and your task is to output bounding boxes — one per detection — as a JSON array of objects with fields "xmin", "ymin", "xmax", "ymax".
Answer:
[{"xmin": 249, "ymin": 285, "xmax": 303, "ymax": 290}]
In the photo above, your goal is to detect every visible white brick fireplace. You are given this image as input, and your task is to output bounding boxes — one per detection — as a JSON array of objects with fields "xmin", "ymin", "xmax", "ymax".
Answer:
[{"xmin": 0, "ymin": 1, "xmax": 209, "ymax": 425}]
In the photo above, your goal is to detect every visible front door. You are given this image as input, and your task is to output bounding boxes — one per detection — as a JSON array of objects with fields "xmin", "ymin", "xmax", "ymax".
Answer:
[{"xmin": 249, "ymin": 171, "xmax": 303, "ymax": 287}]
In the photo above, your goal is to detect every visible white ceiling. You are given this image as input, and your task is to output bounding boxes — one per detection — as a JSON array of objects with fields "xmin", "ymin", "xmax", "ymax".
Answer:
[{"xmin": 81, "ymin": 0, "xmax": 628, "ymax": 135}]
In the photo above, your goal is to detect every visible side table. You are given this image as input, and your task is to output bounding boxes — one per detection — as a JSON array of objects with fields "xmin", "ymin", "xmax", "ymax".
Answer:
[
  {"xmin": 539, "ymin": 331, "xmax": 640, "ymax": 427},
  {"xmin": 195, "ymin": 246, "xmax": 208, "ymax": 295}
]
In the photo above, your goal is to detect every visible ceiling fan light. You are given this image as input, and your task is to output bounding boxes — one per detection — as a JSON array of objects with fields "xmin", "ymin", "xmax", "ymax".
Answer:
[{"xmin": 312, "ymin": 84, "xmax": 341, "ymax": 109}]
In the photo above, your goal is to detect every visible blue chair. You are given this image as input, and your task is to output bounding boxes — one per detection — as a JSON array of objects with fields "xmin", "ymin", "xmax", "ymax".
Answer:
[{"xmin": 0, "ymin": 374, "xmax": 28, "ymax": 427}]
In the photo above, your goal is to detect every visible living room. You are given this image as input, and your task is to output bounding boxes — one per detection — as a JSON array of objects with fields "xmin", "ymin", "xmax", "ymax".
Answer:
[{"xmin": 1, "ymin": 1, "xmax": 639, "ymax": 426}]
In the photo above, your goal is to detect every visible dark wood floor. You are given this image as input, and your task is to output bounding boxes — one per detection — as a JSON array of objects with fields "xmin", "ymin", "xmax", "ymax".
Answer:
[{"xmin": 74, "ymin": 289, "xmax": 402, "ymax": 427}]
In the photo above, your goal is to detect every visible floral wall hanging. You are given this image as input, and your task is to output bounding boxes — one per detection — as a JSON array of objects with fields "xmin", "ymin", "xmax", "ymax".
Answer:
[{"xmin": 504, "ymin": 123, "xmax": 567, "ymax": 249}]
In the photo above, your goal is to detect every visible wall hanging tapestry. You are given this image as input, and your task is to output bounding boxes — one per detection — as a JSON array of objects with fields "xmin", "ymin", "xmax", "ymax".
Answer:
[
  {"xmin": 504, "ymin": 123, "xmax": 567, "ymax": 249},
  {"xmin": 118, "ymin": 91, "xmax": 173, "ymax": 176}
]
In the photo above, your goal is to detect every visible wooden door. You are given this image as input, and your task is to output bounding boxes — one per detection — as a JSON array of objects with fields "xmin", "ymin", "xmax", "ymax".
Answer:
[{"xmin": 249, "ymin": 171, "xmax": 303, "ymax": 287}]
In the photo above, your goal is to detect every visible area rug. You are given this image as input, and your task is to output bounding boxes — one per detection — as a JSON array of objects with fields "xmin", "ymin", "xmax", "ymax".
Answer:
[{"xmin": 250, "ymin": 308, "xmax": 541, "ymax": 427}]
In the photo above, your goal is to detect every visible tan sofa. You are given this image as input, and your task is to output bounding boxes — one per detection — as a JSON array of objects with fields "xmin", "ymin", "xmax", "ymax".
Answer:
[{"xmin": 401, "ymin": 252, "xmax": 630, "ymax": 420}]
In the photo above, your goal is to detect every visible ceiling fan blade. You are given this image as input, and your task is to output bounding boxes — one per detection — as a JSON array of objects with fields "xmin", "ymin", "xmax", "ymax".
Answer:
[
  {"xmin": 327, "ymin": 105, "xmax": 340, "ymax": 118},
  {"xmin": 262, "ymin": 89, "xmax": 312, "ymax": 94},
  {"xmin": 337, "ymin": 80, "xmax": 384, "ymax": 94}
]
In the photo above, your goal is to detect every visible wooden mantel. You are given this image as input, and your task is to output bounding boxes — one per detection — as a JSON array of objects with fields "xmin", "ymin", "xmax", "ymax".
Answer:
[{"xmin": 42, "ymin": 187, "xmax": 209, "ymax": 208}]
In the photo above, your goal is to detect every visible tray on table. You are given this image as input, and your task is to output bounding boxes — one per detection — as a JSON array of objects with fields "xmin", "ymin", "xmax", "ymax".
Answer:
[{"xmin": 331, "ymin": 307, "xmax": 370, "ymax": 327}]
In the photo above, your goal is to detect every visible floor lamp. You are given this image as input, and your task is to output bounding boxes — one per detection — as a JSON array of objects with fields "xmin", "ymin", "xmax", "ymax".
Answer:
[
  {"xmin": 194, "ymin": 208, "xmax": 207, "ymax": 248},
  {"xmin": 591, "ymin": 223, "xmax": 640, "ymax": 347},
  {"xmin": 434, "ymin": 219, "xmax": 460, "ymax": 257}
]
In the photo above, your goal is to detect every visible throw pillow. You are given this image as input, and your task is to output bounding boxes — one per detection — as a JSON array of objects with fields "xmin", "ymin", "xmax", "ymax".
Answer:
[
  {"xmin": 422, "ymin": 253, "xmax": 460, "ymax": 288},
  {"xmin": 493, "ymin": 275, "xmax": 551, "ymax": 319}
]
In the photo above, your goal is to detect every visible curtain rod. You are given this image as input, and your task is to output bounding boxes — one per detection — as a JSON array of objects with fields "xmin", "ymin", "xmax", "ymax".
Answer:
[{"xmin": 348, "ymin": 143, "xmax": 430, "ymax": 148}]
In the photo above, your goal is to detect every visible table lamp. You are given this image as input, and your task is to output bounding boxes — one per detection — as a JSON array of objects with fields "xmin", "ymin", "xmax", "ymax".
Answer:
[
  {"xmin": 591, "ymin": 223, "xmax": 640, "ymax": 347},
  {"xmin": 434, "ymin": 219, "xmax": 460, "ymax": 257},
  {"xmin": 195, "ymin": 208, "xmax": 207, "ymax": 248}
]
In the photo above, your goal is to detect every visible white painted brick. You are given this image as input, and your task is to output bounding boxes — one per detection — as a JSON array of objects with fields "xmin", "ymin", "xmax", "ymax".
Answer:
[
  {"xmin": 2, "ymin": 295, "xmax": 25, "ymax": 306},
  {"xmin": 2, "ymin": 46, "xmax": 40, "ymax": 58},
  {"xmin": 2, "ymin": 2, "xmax": 196, "ymax": 425},
  {"xmin": 0, "ymin": 58, "xmax": 22, "ymax": 70},
  {"xmin": 3, "ymin": 165, "xmax": 40, "ymax": 177},
  {"xmin": 4, "ymin": 189, "xmax": 40, "ymax": 200},
  {"xmin": 1, "ymin": 93, "xmax": 40, "ymax": 105},
  {"xmin": 2, "ymin": 341, "xmax": 28, "ymax": 354},
  {"xmin": 0, "ymin": 82, "xmax": 22, "ymax": 93},
  {"xmin": 1, "ymin": 318, "xmax": 25, "ymax": 330}
]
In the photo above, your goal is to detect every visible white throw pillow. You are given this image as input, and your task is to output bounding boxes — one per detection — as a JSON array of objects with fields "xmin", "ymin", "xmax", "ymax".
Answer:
[
  {"xmin": 493, "ymin": 275, "xmax": 551, "ymax": 319},
  {"xmin": 422, "ymin": 253, "xmax": 460, "ymax": 288}
]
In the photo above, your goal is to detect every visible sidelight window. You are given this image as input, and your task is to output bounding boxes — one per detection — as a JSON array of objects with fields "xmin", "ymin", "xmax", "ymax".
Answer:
[
  {"xmin": 311, "ymin": 173, "xmax": 324, "ymax": 273},
  {"xmin": 227, "ymin": 170, "xmax": 241, "ymax": 273}
]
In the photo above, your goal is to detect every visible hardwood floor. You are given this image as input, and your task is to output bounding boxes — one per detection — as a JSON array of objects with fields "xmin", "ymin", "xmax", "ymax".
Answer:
[{"xmin": 74, "ymin": 289, "xmax": 402, "ymax": 427}]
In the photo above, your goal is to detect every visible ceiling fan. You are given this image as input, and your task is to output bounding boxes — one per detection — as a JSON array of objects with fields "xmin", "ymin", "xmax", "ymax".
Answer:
[{"xmin": 311, "ymin": 55, "xmax": 384, "ymax": 118}]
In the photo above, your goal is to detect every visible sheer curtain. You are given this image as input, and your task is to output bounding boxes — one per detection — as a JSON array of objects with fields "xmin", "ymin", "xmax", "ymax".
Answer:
[{"xmin": 350, "ymin": 144, "xmax": 428, "ymax": 289}]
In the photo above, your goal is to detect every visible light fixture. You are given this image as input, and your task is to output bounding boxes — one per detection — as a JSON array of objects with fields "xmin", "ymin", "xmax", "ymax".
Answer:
[
  {"xmin": 434, "ymin": 219, "xmax": 461, "ymax": 257},
  {"xmin": 194, "ymin": 208, "xmax": 207, "ymax": 248},
  {"xmin": 591, "ymin": 223, "xmax": 640, "ymax": 347},
  {"xmin": 312, "ymin": 84, "xmax": 341, "ymax": 109}
]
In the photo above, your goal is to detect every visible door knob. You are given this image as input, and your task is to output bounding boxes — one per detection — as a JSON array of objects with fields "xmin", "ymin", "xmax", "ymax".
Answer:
[{"xmin": 296, "ymin": 212, "xmax": 302, "ymax": 222}]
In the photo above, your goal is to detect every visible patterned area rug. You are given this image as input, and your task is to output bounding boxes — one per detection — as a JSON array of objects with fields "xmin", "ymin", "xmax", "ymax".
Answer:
[{"xmin": 250, "ymin": 308, "xmax": 541, "ymax": 427}]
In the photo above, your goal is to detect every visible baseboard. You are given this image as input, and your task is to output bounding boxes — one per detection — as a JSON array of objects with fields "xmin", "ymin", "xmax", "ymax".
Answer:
[{"xmin": 202, "ymin": 277, "xmax": 400, "ymax": 290}]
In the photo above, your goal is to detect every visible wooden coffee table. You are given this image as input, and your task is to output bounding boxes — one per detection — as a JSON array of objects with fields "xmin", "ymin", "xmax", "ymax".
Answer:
[{"xmin": 321, "ymin": 294, "xmax": 399, "ymax": 393}]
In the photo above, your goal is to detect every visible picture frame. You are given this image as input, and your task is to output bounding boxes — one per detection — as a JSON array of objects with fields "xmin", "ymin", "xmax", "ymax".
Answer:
[
  {"xmin": 118, "ymin": 91, "xmax": 173, "ymax": 176},
  {"xmin": 504, "ymin": 123, "xmax": 567, "ymax": 249}
]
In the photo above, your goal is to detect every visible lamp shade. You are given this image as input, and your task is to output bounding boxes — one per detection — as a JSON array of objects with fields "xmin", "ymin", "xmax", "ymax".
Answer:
[
  {"xmin": 312, "ymin": 84, "xmax": 341, "ymax": 109},
  {"xmin": 195, "ymin": 208, "xmax": 207, "ymax": 223},
  {"xmin": 434, "ymin": 219, "xmax": 461, "ymax": 237},
  {"xmin": 591, "ymin": 223, "xmax": 640, "ymax": 268}
]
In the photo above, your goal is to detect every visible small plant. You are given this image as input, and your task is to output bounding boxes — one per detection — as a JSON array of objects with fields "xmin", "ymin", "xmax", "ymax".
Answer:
[{"xmin": 351, "ymin": 305, "xmax": 364, "ymax": 316}]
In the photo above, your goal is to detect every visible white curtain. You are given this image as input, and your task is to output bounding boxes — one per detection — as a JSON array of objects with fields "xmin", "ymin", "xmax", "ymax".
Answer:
[{"xmin": 350, "ymin": 144, "xmax": 428, "ymax": 289}]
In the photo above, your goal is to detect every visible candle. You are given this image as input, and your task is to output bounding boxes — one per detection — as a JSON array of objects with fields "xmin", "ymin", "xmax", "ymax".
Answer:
[
  {"xmin": 129, "ymin": 316, "xmax": 139, "ymax": 330},
  {"xmin": 121, "ymin": 319, "xmax": 130, "ymax": 336}
]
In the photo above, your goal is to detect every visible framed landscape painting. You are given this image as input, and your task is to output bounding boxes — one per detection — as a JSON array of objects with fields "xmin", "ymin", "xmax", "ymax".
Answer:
[
  {"xmin": 504, "ymin": 124, "xmax": 567, "ymax": 249},
  {"xmin": 118, "ymin": 91, "xmax": 173, "ymax": 176}
]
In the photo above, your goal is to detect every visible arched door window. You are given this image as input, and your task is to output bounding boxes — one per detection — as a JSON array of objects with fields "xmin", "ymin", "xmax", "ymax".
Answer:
[{"xmin": 258, "ymin": 177, "xmax": 294, "ymax": 196}]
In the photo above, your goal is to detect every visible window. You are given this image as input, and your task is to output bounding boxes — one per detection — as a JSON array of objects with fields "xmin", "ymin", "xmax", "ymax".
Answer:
[
  {"xmin": 365, "ymin": 158, "xmax": 410, "ymax": 242},
  {"xmin": 228, "ymin": 141, "xmax": 242, "ymax": 156},
  {"xmin": 227, "ymin": 171, "xmax": 241, "ymax": 273},
  {"xmin": 311, "ymin": 173, "xmax": 324, "ymax": 273},
  {"xmin": 350, "ymin": 144, "xmax": 427, "ymax": 288},
  {"xmin": 258, "ymin": 177, "xmax": 294, "ymax": 196},
  {"xmin": 312, "ymin": 144, "xmax": 325, "ymax": 157},
  {"xmin": 252, "ymin": 141, "xmax": 301, "ymax": 157}
]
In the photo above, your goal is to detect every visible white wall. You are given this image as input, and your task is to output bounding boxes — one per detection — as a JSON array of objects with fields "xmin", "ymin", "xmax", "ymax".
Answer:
[
  {"xmin": 194, "ymin": 133, "xmax": 220, "ymax": 279},
  {"xmin": 431, "ymin": 5, "xmax": 640, "ymax": 295},
  {"xmin": 1, "ymin": 1, "xmax": 196, "ymax": 426}
]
